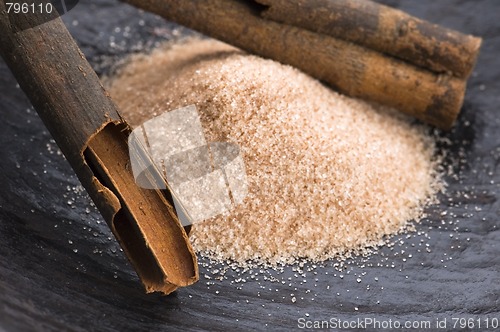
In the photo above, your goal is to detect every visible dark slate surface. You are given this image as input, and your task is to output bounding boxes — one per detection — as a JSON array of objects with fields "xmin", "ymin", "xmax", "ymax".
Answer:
[{"xmin": 0, "ymin": 0, "xmax": 499, "ymax": 331}]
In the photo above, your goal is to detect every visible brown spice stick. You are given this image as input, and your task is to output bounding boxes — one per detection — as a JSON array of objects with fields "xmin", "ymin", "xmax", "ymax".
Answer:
[
  {"xmin": 122, "ymin": 0, "xmax": 467, "ymax": 129},
  {"xmin": 257, "ymin": 0, "xmax": 481, "ymax": 79},
  {"xmin": 0, "ymin": 0, "xmax": 198, "ymax": 294}
]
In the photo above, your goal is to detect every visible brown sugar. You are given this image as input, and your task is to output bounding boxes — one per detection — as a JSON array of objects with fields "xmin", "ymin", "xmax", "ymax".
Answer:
[{"xmin": 105, "ymin": 39, "xmax": 443, "ymax": 265}]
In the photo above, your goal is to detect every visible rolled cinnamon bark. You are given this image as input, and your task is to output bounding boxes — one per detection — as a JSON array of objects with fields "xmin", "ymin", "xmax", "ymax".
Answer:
[
  {"xmin": 257, "ymin": 0, "xmax": 481, "ymax": 79},
  {"xmin": 122, "ymin": 0, "xmax": 469, "ymax": 129},
  {"xmin": 0, "ymin": 0, "xmax": 198, "ymax": 294}
]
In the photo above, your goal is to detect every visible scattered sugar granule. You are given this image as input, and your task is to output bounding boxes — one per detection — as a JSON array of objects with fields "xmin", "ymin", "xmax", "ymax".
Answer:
[{"xmin": 106, "ymin": 39, "xmax": 443, "ymax": 266}]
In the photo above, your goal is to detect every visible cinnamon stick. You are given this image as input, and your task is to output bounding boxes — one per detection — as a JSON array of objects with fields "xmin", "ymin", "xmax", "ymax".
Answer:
[
  {"xmin": 0, "ymin": 0, "xmax": 198, "ymax": 294},
  {"xmin": 122, "ymin": 0, "xmax": 469, "ymax": 129},
  {"xmin": 257, "ymin": 0, "xmax": 481, "ymax": 79}
]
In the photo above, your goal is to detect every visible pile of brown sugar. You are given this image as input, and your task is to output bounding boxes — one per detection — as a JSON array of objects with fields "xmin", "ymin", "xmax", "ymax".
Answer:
[{"xmin": 106, "ymin": 39, "xmax": 443, "ymax": 265}]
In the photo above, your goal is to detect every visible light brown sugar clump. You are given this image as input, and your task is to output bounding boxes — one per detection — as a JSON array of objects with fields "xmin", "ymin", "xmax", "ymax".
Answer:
[{"xmin": 106, "ymin": 39, "xmax": 443, "ymax": 265}]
